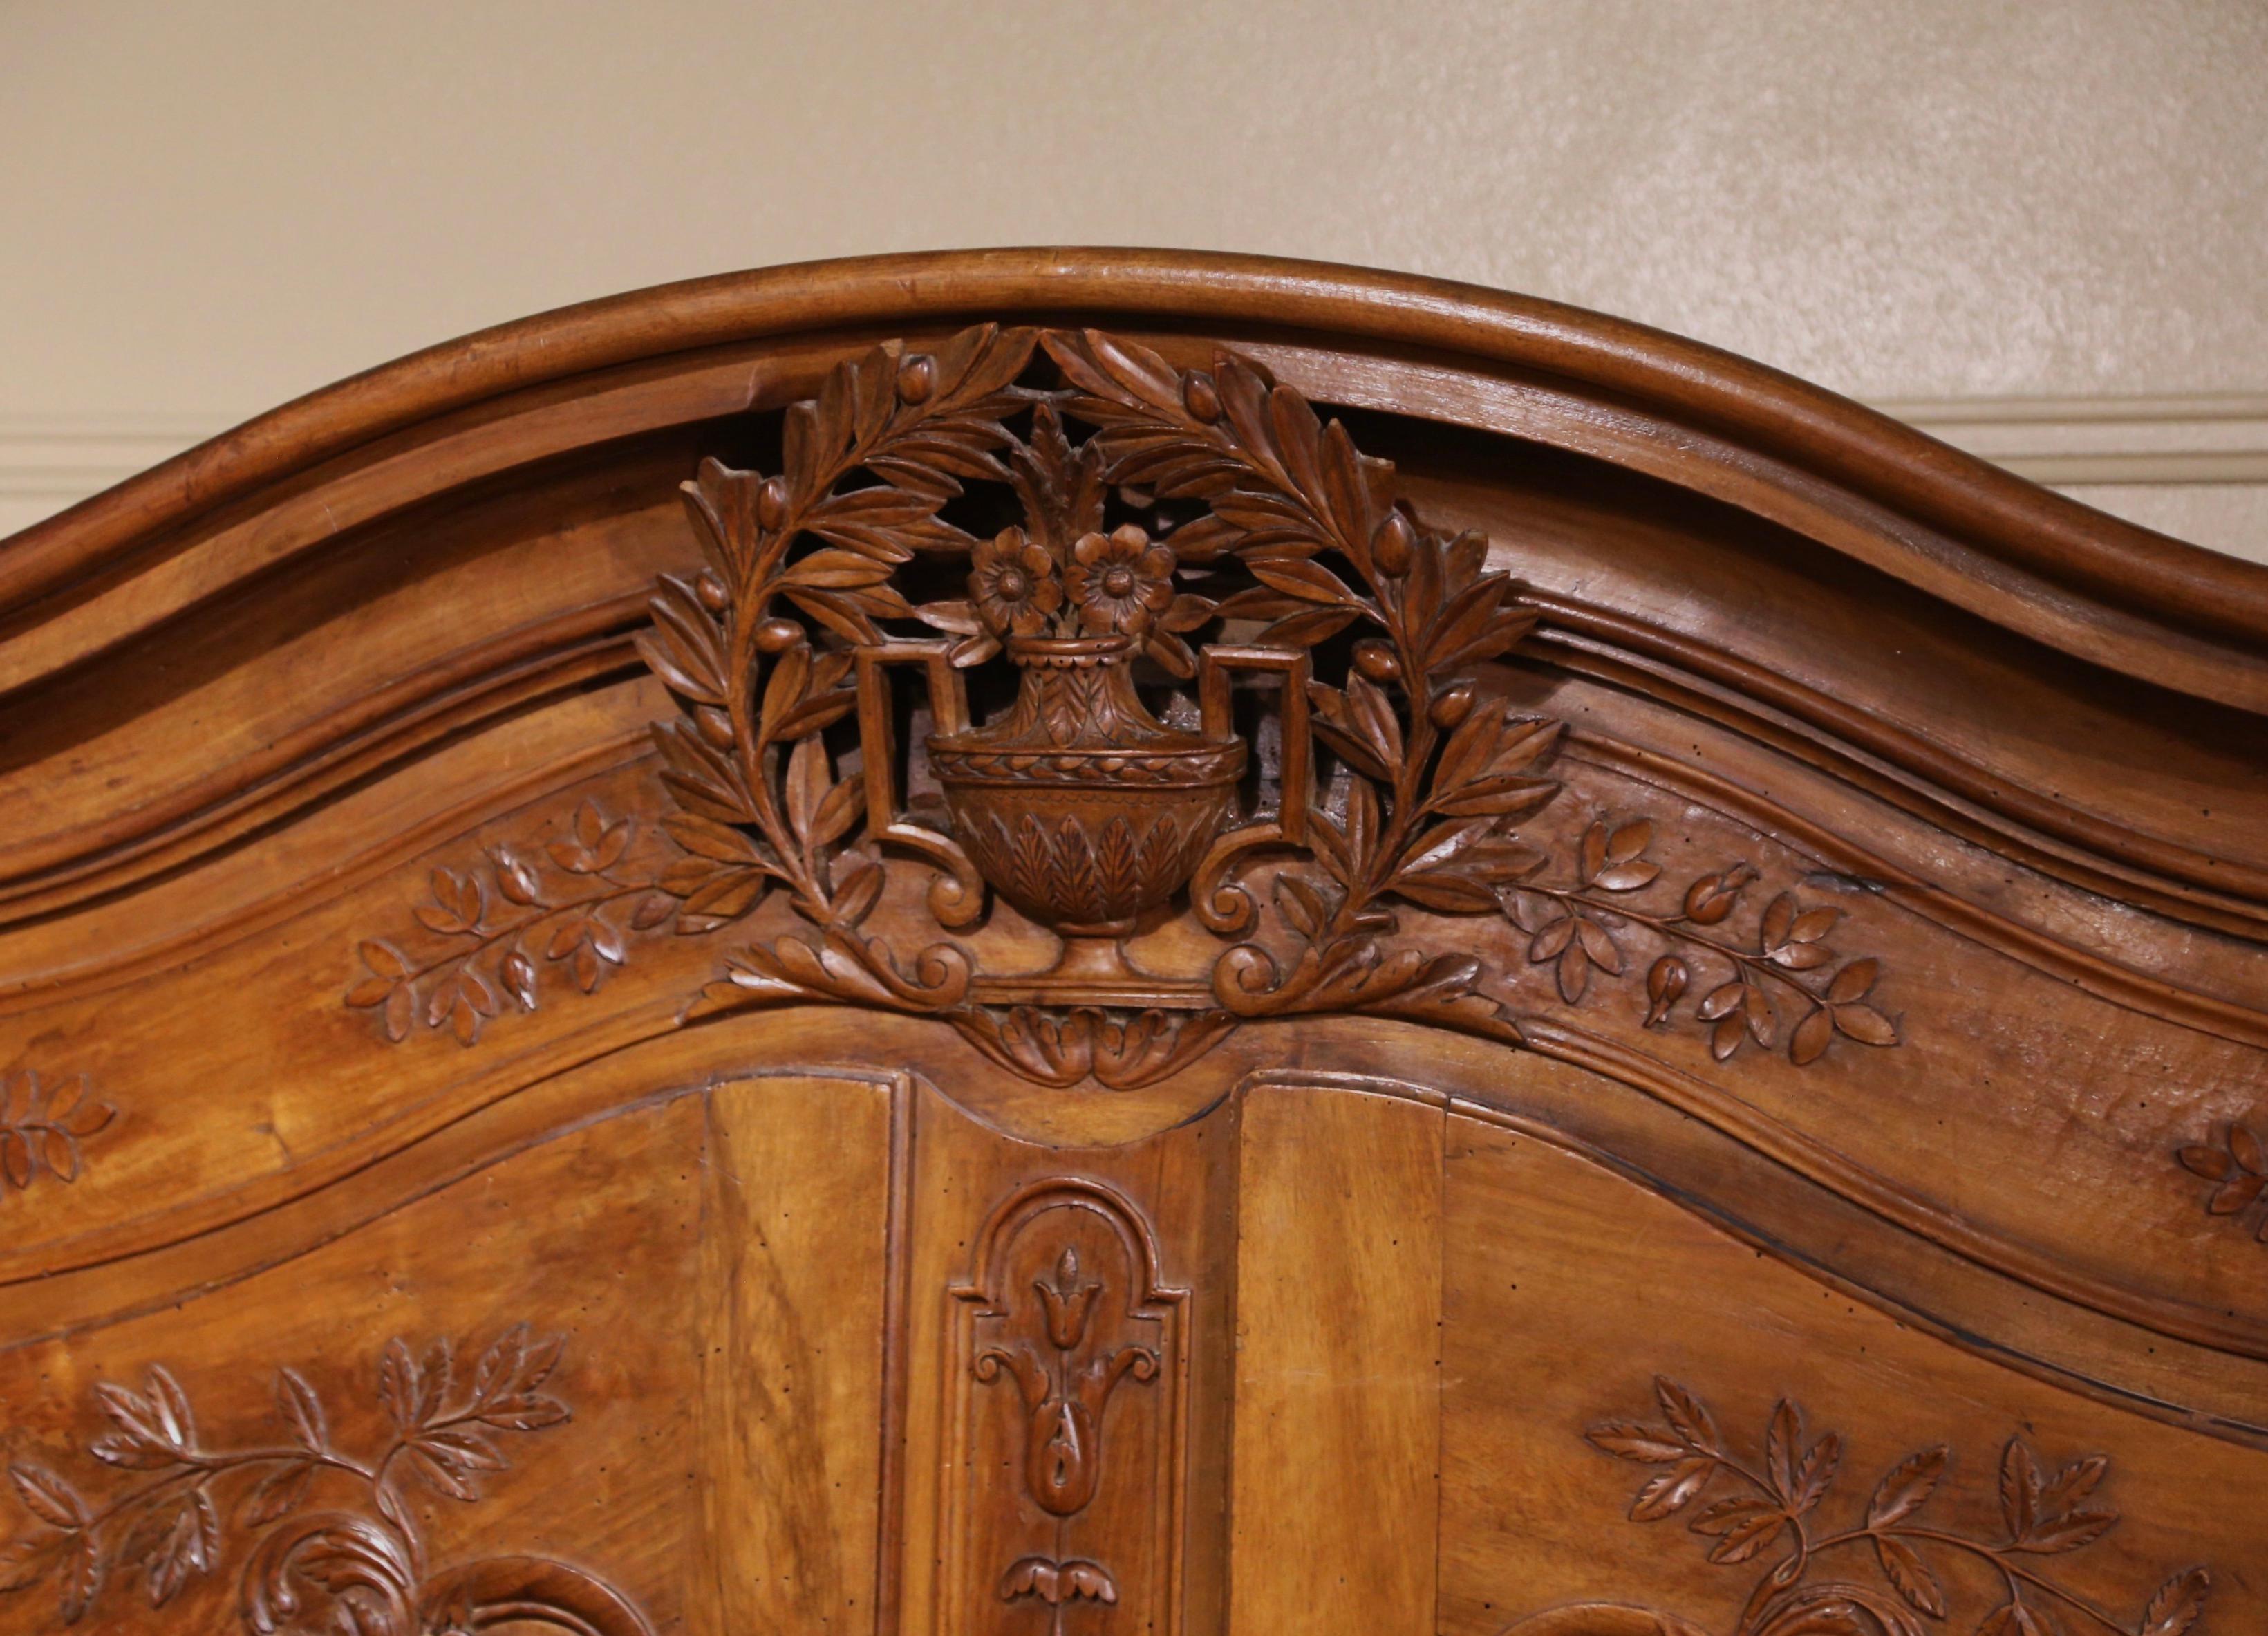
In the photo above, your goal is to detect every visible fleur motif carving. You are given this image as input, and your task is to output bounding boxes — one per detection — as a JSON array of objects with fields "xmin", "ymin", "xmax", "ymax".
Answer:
[
  {"xmin": 0, "ymin": 1324, "xmax": 649, "ymax": 1634},
  {"xmin": 953, "ymin": 1181, "xmax": 1183, "ymax": 1636},
  {"xmin": 1560, "ymin": 1376, "xmax": 2209, "ymax": 1636},
  {"xmin": 0, "ymin": 1068, "xmax": 113, "ymax": 1202},
  {"xmin": 346, "ymin": 798, "xmax": 681, "ymax": 1045},
  {"xmin": 978, "ymin": 1245, "xmax": 1160, "ymax": 1520},
  {"xmin": 2175, "ymin": 1121, "xmax": 2268, "ymax": 1241}
]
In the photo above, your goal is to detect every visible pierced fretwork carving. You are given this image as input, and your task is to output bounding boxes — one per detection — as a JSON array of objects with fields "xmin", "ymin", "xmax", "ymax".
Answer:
[{"xmin": 613, "ymin": 322, "xmax": 1905, "ymax": 1087}]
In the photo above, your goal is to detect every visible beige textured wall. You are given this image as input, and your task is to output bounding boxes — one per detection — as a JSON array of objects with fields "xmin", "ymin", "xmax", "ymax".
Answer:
[{"xmin": 3, "ymin": 0, "xmax": 2264, "ymax": 555}]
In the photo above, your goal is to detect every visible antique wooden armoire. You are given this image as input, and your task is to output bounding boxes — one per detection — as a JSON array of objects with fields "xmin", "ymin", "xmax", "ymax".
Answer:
[{"xmin": 1, "ymin": 250, "xmax": 2265, "ymax": 1635}]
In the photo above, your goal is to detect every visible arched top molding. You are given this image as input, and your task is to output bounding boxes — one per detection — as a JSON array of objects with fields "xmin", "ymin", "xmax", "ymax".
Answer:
[{"xmin": 7, "ymin": 248, "xmax": 2266, "ymax": 710}]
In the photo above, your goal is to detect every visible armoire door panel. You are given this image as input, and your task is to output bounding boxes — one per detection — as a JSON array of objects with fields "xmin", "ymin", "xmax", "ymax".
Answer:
[
  {"xmin": 0, "ymin": 1070, "xmax": 921, "ymax": 1636},
  {"xmin": 1437, "ymin": 1115, "xmax": 2259, "ymax": 1636}
]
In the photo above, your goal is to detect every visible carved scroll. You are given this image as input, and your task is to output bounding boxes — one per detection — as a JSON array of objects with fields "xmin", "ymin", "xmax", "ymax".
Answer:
[{"xmin": 946, "ymin": 1180, "xmax": 1187, "ymax": 1636}]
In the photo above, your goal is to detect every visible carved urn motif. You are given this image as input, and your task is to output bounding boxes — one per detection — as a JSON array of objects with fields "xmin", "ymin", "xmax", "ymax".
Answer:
[
  {"xmin": 927, "ymin": 629, "xmax": 1245, "ymax": 938},
  {"xmin": 924, "ymin": 484, "xmax": 1246, "ymax": 965}
]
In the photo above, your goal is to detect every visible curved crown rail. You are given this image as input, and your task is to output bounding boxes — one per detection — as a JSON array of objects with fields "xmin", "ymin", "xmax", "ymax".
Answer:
[{"xmin": 2, "ymin": 257, "xmax": 2263, "ymax": 981}]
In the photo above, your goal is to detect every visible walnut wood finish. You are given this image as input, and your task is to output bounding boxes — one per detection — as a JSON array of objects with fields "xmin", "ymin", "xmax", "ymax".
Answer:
[{"xmin": 1, "ymin": 250, "xmax": 2265, "ymax": 1634}]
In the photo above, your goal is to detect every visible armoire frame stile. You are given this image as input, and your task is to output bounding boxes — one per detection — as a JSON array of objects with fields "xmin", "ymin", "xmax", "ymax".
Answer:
[{"xmin": 0, "ymin": 250, "xmax": 2262, "ymax": 1636}]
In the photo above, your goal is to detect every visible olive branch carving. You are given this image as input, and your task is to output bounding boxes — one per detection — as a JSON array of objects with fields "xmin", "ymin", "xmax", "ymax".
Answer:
[
  {"xmin": 642, "ymin": 325, "xmax": 1044, "ymax": 1024},
  {"xmin": 347, "ymin": 799, "xmax": 680, "ymax": 1045},
  {"xmin": 1585, "ymin": 1377, "xmax": 2209, "ymax": 1636},
  {"xmin": 0, "ymin": 1326, "xmax": 648, "ymax": 1634},
  {"xmin": 1506, "ymin": 815, "xmax": 1898, "ymax": 1066}
]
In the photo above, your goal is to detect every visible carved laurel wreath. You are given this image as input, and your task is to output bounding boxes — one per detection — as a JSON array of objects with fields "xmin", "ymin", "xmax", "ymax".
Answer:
[
  {"xmin": 351, "ymin": 323, "xmax": 1898, "ymax": 1087},
  {"xmin": 632, "ymin": 324, "xmax": 1898, "ymax": 1086}
]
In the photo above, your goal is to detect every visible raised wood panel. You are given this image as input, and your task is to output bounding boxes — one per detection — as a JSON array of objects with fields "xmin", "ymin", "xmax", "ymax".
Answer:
[
  {"xmin": 694, "ymin": 1073, "xmax": 899, "ymax": 1636},
  {"xmin": 1229, "ymin": 1084, "xmax": 1445, "ymax": 1636},
  {"xmin": 1439, "ymin": 1113, "xmax": 2261, "ymax": 1636}
]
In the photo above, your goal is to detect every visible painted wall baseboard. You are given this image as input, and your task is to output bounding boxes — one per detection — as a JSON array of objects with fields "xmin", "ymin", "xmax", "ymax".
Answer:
[{"xmin": 4, "ymin": 400, "xmax": 2266, "ymax": 559}]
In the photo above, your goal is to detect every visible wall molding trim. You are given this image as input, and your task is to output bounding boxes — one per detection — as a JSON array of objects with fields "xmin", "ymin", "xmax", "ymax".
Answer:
[
  {"xmin": 3, "ymin": 396, "xmax": 2266, "ymax": 539},
  {"xmin": 0, "ymin": 413, "xmax": 216, "ymax": 497},
  {"xmin": 1875, "ymin": 392, "xmax": 2268, "ymax": 486}
]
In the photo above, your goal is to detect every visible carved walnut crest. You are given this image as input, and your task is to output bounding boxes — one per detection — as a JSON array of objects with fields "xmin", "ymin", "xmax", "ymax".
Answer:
[
  {"xmin": 0, "ymin": 1324, "xmax": 649, "ymax": 1634},
  {"xmin": 1559, "ymin": 1376, "xmax": 2211, "ymax": 1636},
  {"xmin": 346, "ymin": 323, "xmax": 1902, "ymax": 1084}
]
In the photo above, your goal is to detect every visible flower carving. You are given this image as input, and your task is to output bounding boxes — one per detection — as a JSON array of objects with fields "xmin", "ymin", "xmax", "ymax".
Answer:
[
  {"xmin": 971, "ymin": 527, "xmax": 1065, "ymax": 636},
  {"xmin": 2176, "ymin": 1119, "xmax": 2268, "ymax": 1242},
  {"xmin": 1067, "ymin": 524, "xmax": 1175, "ymax": 638}
]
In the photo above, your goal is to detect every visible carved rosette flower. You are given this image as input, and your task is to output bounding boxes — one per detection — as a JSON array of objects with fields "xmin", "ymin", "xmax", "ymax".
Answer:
[
  {"xmin": 971, "ymin": 527, "xmax": 1065, "ymax": 637},
  {"xmin": 1067, "ymin": 524, "xmax": 1175, "ymax": 638}
]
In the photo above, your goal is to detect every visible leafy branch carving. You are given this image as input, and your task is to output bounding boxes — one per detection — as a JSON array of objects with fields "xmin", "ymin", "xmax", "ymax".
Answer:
[
  {"xmin": 1505, "ymin": 816, "xmax": 1900, "ymax": 1066},
  {"xmin": 0, "ymin": 1326, "xmax": 648, "ymax": 1634},
  {"xmin": 1584, "ymin": 1377, "xmax": 2209, "ymax": 1636},
  {"xmin": 346, "ymin": 798, "xmax": 680, "ymax": 1045},
  {"xmin": 2175, "ymin": 1121, "xmax": 2268, "ymax": 1243},
  {"xmin": 0, "ymin": 1069, "xmax": 113, "ymax": 1201},
  {"xmin": 644, "ymin": 326, "xmax": 1046, "ymax": 1023}
]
